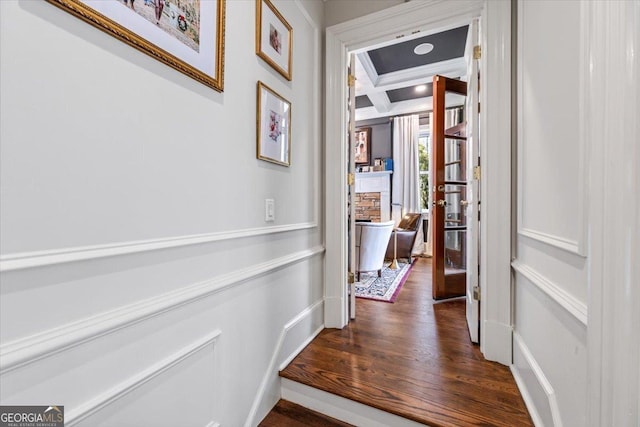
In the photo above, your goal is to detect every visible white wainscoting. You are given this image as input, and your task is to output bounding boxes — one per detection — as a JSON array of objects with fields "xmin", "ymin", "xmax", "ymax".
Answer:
[
  {"xmin": 244, "ymin": 299, "xmax": 325, "ymax": 427},
  {"xmin": 0, "ymin": 246, "xmax": 324, "ymax": 374},
  {"xmin": 516, "ymin": 0, "xmax": 587, "ymax": 257},
  {"xmin": 512, "ymin": 333, "xmax": 562, "ymax": 427},
  {"xmin": 67, "ymin": 330, "xmax": 221, "ymax": 426},
  {"xmin": 511, "ymin": 260, "xmax": 587, "ymax": 326},
  {"xmin": 512, "ymin": 261, "xmax": 588, "ymax": 426}
]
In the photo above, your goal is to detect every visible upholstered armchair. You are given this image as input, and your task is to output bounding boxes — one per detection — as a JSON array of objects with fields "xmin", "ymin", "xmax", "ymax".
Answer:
[
  {"xmin": 355, "ymin": 221, "xmax": 395, "ymax": 281},
  {"xmin": 385, "ymin": 213, "xmax": 422, "ymax": 264}
]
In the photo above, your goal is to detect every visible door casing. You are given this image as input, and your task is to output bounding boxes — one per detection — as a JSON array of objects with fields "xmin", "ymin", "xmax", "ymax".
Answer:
[{"xmin": 324, "ymin": 0, "xmax": 513, "ymax": 365}]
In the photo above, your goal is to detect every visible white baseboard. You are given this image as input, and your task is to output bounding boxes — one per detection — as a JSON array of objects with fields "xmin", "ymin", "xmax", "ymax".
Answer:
[
  {"xmin": 323, "ymin": 296, "xmax": 346, "ymax": 329},
  {"xmin": 281, "ymin": 378, "xmax": 425, "ymax": 427},
  {"xmin": 482, "ymin": 320, "xmax": 513, "ymax": 365}
]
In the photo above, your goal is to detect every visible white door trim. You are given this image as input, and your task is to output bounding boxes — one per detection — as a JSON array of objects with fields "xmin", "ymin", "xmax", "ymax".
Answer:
[
  {"xmin": 585, "ymin": 1, "xmax": 640, "ymax": 425},
  {"xmin": 324, "ymin": 0, "xmax": 513, "ymax": 364}
]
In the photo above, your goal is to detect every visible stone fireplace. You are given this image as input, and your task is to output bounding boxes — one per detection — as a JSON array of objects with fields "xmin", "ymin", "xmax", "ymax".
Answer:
[
  {"xmin": 355, "ymin": 192, "xmax": 381, "ymax": 222},
  {"xmin": 354, "ymin": 171, "xmax": 392, "ymax": 222}
]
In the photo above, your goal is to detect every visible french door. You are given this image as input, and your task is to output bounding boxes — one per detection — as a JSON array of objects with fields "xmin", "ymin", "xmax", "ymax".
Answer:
[{"xmin": 431, "ymin": 76, "xmax": 468, "ymax": 301}]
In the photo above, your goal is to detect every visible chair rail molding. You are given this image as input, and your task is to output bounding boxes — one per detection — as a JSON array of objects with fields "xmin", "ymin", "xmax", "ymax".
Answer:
[
  {"xmin": 0, "ymin": 222, "xmax": 318, "ymax": 272},
  {"xmin": 0, "ymin": 246, "xmax": 324, "ymax": 374},
  {"xmin": 511, "ymin": 260, "xmax": 587, "ymax": 326}
]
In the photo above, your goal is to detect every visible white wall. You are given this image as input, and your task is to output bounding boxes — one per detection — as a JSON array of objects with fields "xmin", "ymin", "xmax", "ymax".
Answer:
[
  {"xmin": 0, "ymin": 0, "xmax": 324, "ymax": 425},
  {"xmin": 512, "ymin": 1, "xmax": 587, "ymax": 425},
  {"xmin": 324, "ymin": 0, "xmax": 403, "ymax": 27}
]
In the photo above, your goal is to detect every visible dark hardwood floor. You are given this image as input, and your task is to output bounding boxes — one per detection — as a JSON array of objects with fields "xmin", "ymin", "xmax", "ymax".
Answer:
[
  {"xmin": 275, "ymin": 257, "xmax": 533, "ymax": 427},
  {"xmin": 259, "ymin": 400, "xmax": 353, "ymax": 427}
]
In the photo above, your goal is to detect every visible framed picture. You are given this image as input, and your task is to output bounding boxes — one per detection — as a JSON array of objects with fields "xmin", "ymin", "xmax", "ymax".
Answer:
[
  {"xmin": 257, "ymin": 81, "xmax": 291, "ymax": 166},
  {"xmin": 256, "ymin": 0, "xmax": 292, "ymax": 81},
  {"xmin": 46, "ymin": 0, "xmax": 226, "ymax": 91},
  {"xmin": 355, "ymin": 127, "xmax": 372, "ymax": 165}
]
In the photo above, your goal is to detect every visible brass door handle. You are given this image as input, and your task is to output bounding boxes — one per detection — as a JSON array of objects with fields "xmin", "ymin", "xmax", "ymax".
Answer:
[
  {"xmin": 433, "ymin": 199, "xmax": 447, "ymax": 208},
  {"xmin": 460, "ymin": 200, "xmax": 469, "ymax": 207}
]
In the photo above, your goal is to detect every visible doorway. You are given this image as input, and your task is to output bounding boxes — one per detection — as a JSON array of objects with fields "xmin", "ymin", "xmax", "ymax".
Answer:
[{"xmin": 324, "ymin": 0, "xmax": 513, "ymax": 364}]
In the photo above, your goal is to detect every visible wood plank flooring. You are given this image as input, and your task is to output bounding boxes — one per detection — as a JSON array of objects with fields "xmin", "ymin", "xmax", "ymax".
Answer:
[
  {"xmin": 259, "ymin": 400, "xmax": 353, "ymax": 427},
  {"xmin": 277, "ymin": 257, "xmax": 533, "ymax": 427}
]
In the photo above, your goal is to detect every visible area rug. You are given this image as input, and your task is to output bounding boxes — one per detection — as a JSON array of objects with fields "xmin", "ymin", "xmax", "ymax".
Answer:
[{"xmin": 355, "ymin": 261, "xmax": 414, "ymax": 303}]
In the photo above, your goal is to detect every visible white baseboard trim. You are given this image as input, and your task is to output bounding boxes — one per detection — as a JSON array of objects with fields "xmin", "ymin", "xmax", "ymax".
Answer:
[
  {"xmin": 281, "ymin": 378, "xmax": 425, "ymax": 427},
  {"xmin": 66, "ymin": 330, "xmax": 221, "ymax": 426},
  {"xmin": 323, "ymin": 296, "xmax": 346, "ymax": 329},
  {"xmin": 0, "ymin": 246, "xmax": 325, "ymax": 374},
  {"xmin": 481, "ymin": 320, "xmax": 513, "ymax": 365},
  {"xmin": 0, "ymin": 222, "xmax": 318, "ymax": 272},
  {"xmin": 244, "ymin": 300, "xmax": 324, "ymax": 427},
  {"xmin": 512, "ymin": 332, "xmax": 563, "ymax": 427},
  {"xmin": 511, "ymin": 260, "xmax": 587, "ymax": 325}
]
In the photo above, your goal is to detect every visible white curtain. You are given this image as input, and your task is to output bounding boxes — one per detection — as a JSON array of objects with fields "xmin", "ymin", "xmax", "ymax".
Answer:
[{"xmin": 392, "ymin": 114, "xmax": 424, "ymax": 255}]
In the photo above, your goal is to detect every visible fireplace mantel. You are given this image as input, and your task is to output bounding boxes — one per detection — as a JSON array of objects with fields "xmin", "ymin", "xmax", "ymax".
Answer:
[{"xmin": 355, "ymin": 171, "xmax": 392, "ymax": 222}]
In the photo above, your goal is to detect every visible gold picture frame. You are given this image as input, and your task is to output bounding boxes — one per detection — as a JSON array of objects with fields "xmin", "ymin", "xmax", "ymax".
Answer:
[
  {"xmin": 255, "ymin": 0, "xmax": 292, "ymax": 81},
  {"xmin": 257, "ymin": 81, "xmax": 291, "ymax": 166},
  {"xmin": 46, "ymin": 0, "xmax": 226, "ymax": 91}
]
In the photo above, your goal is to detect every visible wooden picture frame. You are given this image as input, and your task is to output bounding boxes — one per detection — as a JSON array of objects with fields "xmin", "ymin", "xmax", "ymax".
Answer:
[
  {"xmin": 355, "ymin": 127, "xmax": 372, "ymax": 165},
  {"xmin": 46, "ymin": 0, "xmax": 226, "ymax": 91},
  {"xmin": 255, "ymin": 0, "xmax": 292, "ymax": 81},
  {"xmin": 257, "ymin": 81, "xmax": 291, "ymax": 166}
]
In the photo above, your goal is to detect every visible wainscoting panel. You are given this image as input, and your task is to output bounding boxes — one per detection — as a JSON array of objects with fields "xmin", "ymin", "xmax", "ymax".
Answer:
[
  {"xmin": 0, "ymin": 254, "xmax": 325, "ymax": 427},
  {"xmin": 0, "ymin": 247, "xmax": 324, "ymax": 374},
  {"xmin": 517, "ymin": 0, "xmax": 586, "ymax": 256},
  {"xmin": 513, "ymin": 265, "xmax": 587, "ymax": 426},
  {"xmin": 68, "ymin": 331, "xmax": 221, "ymax": 427},
  {"xmin": 512, "ymin": 333, "xmax": 560, "ymax": 427},
  {"xmin": 513, "ymin": 3, "xmax": 590, "ymax": 425},
  {"xmin": 0, "ymin": 233, "xmax": 323, "ymax": 344}
]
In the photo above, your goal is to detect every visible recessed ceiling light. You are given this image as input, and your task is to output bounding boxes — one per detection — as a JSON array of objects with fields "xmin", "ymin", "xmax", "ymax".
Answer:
[
  {"xmin": 415, "ymin": 85, "xmax": 427, "ymax": 93},
  {"xmin": 413, "ymin": 43, "xmax": 434, "ymax": 55}
]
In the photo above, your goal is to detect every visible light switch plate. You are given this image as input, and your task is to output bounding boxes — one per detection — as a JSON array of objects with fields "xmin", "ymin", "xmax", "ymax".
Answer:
[{"xmin": 265, "ymin": 199, "xmax": 275, "ymax": 222}]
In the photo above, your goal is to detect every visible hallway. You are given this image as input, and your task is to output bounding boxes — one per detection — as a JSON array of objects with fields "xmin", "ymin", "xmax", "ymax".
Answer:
[{"xmin": 269, "ymin": 257, "xmax": 532, "ymax": 426}]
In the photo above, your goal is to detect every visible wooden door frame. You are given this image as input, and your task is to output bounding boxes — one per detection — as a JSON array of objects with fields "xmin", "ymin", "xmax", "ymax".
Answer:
[
  {"xmin": 324, "ymin": 0, "xmax": 513, "ymax": 365},
  {"xmin": 431, "ymin": 75, "xmax": 468, "ymax": 301}
]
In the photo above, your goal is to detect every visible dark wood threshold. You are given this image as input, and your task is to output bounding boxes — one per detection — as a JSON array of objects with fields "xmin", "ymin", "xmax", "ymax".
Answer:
[
  {"xmin": 259, "ymin": 400, "xmax": 353, "ymax": 427},
  {"xmin": 278, "ymin": 258, "xmax": 533, "ymax": 427}
]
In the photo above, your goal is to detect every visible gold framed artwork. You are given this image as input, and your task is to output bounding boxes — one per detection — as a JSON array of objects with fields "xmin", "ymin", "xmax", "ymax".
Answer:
[
  {"xmin": 255, "ymin": 0, "xmax": 292, "ymax": 81},
  {"xmin": 46, "ymin": 0, "xmax": 226, "ymax": 91},
  {"xmin": 257, "ymin": 81, "xmax": 291, "ymax": 166}
]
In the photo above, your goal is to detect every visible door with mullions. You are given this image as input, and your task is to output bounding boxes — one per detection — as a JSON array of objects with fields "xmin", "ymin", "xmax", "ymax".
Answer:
[{"xmin": 431, "ymin": 75, "xmax": 468, "ymax": 300}]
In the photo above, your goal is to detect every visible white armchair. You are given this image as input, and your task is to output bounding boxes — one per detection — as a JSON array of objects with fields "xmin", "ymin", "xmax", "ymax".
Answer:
[{"xmin": 355, "ymin": 220, "xmax": 395, "ymax": 281}]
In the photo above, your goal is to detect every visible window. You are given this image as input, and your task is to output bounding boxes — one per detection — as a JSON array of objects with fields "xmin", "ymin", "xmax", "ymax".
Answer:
[{"xmin": 418, "ymin": 127, "xmax": 430, "ymax": 212}]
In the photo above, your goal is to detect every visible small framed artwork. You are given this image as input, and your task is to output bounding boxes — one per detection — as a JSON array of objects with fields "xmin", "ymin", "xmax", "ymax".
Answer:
[
  {"xmin": 256, "ymin": 0, "xmax": 292, "ymax": 81},
  {"xmin": 355, "ymin": 127, "xmax": 372, "ymax": 165},
  {"xmin": 257, "ymin": 81, "xmax": 291, "ymax": 166},
  {"xmin": 46, "ymin": 0, "xmax": 226, "ymax": 91}
]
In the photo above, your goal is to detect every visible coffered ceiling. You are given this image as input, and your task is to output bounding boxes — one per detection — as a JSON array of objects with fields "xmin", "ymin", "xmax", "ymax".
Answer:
[{"xmin": 354, "ymin": 25, "xmax": 470, "ymax": 121}]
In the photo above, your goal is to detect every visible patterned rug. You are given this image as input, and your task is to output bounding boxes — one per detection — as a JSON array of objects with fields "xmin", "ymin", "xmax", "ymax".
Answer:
[{"xmin": 355, "ymin": 260, "xmax": 414, "ymax": 303}]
